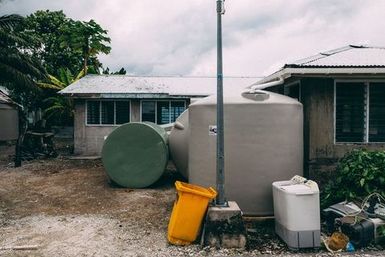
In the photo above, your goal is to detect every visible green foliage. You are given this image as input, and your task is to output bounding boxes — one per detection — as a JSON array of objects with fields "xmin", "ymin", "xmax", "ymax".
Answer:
[
  {"xmin": 18, "ymin": 10, "xmax": 83, "ymax": 75},
  {"xmin": 0, "ymin": 14, "xmax": 46, "ymax": 110},
  {"xmin": 59, "ymin": 19, "xmax": 111, "ymax": 74},
  {"xmin": 321, "ymin": 149, "xmax": 385, "ymax": 208},
  {"xmin": 0, "ymin": 14, "xmax": 23, "ymax": 29},
  {"xmin": 102, "ymin": 67, "xmax": 127, "ymax": 75},
  {"xmin": 38, "ymin": 68, "xmax": 84, "ymax": 90},
  {"xmin": 114, "ymin": 67, "xmax": 127, "ymax": 75},
  {"xmin": 19, "ymin": 10, "xmax": 111, "ymax": 76},
  {"xmin": 43, "ymin": 95, "xmax": 74, "ymax": 124},
  {"xmin": 38, "ymin": 68, "xmax": 84, "ymax": 125},
  {"xmin": 1, "ymin": 10, "xmax": 111, "ymax": 127}
]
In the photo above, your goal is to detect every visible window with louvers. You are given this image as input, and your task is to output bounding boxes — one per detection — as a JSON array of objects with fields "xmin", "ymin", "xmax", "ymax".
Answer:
[
  {"xmin": 86, "ymin": 100, "xmax": 130, "ymax": 125},
  {"xmin": 87, "ymin": 101, "xmax": 100, "ymax": 125},
  {"xmin": 142, "ymin": 101, "xmax": 156, "ymax": 123},
  {"xmin": 115, "ymin": 101, "xmax": 130, "ymax": 124},
  {"xmin": 369, "ymin": 83, "xmax": 385, "ymax": 142},
  {"xmin": 157, "ymin": 101, "xmax": 170, "ymax": 124},
  {"xmin": 141, "ymin": 100, "xmax": 186, "ymax": 124},
  {"xmin": 101, "ymin": 101, "xmax": 114, "ymax": 124},
  {"xmin": 335, "ymin": 83, "xmax": 366, "ymax": 142},
  {"xmin": 171, "ymin": 101, "xmax": 185, "ymax": 122}
]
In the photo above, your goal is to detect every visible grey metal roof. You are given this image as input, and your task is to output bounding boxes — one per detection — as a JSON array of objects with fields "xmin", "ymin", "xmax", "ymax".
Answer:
[
  {"xmin": 257, "ymin": 45, "xmax": 385, "ymax": 84},
  {"xmin": 59, "ymin": 75, "xmax": 260, "ymax": 98},
  {"xmin": 0, "ymin": 89, "xmax": 15, "ymax": 105},
  {"xmin": 287, "ymin": 45, "xmax": 385, "ymax": 68}
]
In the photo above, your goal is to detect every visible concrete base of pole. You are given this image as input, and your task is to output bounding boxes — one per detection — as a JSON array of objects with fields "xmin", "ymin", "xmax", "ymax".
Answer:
[{"xmin": 203, "ymin": 201, "xmax": 247, "ymax": 248}]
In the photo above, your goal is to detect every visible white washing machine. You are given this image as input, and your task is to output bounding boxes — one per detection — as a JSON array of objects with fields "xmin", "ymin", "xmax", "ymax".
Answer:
[{"xmin": 273, "ymin": 176, "xmax": 320, "ymax": 249}]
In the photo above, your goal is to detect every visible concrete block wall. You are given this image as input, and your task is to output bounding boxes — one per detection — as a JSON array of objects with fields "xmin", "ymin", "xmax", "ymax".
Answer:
[
  {"xmin": 73, "ymin": 99, "xmax": 141, "ymax": 156},
  {"xmin": 0, "ymin": 103, "xmax": 19, "ymax": 141}
]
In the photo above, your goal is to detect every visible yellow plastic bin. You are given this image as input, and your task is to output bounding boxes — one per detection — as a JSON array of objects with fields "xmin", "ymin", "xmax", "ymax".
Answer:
[{"xmin": 168, "ymin": 181, "xmax": 217, "ymax": 245}]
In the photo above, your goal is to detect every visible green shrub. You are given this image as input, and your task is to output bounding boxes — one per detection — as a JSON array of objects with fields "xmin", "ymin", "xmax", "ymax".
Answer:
[{"xmin": 321, "ymin": 149, "xmax": 385, "ymax": 208}]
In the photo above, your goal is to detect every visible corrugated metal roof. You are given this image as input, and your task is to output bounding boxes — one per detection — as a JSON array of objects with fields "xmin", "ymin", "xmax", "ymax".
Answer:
[
  {"xmin": 0, "ymin": 89, "xmax": 14, "ymax": 105},
  {"xmin": 256, "ymin": 45, "xmax": 385, "ymax": 84},
  {"xmin": 59, "ymin": 75, "xmax": 260, "ymax": 97},
  {"xmin": 287, "ymin": 45, "xmax": 385, "ymax": 68}
]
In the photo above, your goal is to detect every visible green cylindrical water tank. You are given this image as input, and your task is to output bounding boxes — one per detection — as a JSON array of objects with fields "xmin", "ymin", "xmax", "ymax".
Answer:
[{"xmin": 101, "ymin": 122, "xmax": 168, "ymax": 188}]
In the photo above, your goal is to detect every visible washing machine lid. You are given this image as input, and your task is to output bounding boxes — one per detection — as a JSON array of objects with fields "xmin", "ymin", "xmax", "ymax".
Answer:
[{"xmin": 280, "ymin": 184, "xmax": 315, "ymax": 195}]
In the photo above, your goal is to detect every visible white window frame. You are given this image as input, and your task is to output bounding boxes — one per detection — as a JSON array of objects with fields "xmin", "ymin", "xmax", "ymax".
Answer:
[
  {"xmin": 85, "ymin": 99, "xmax": 131, "ymax": 126},
  {"xmin": 333, "ymin": 79, "xmax": 385, "ymax": 144},
  {"xmin": 140, "ymin": 99, "xmax": 187, "ymax": 124}
]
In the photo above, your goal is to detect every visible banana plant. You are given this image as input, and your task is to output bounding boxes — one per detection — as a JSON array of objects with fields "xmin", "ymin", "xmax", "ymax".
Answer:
[
  {"xmin": 37, "ymin": 68, "xmax": 84, "ymax": 122},
  {"xmin": 37, "ymin": 68, "xmax": 84, "ymax": 90}
]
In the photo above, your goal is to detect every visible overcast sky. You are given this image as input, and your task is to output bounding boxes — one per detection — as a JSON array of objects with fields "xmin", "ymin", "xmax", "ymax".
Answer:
[{"xmin": 1, "ymin": 0, "xmax": 385, "ymax": 77}]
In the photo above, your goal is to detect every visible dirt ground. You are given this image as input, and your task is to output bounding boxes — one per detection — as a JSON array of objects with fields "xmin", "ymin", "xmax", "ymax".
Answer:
[
  {"xmin": 0, "ymin": 142, "xmax": 180, "ymax": 257},
  {"xmin": 0, "ymin": 142, "xmax": 384, "ymax": 257}
]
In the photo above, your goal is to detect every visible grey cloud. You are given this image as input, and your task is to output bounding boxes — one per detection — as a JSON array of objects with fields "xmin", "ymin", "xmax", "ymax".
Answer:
[{"xmin": 1, "ymin": 0, "xmax": 385, "ymax": 76}]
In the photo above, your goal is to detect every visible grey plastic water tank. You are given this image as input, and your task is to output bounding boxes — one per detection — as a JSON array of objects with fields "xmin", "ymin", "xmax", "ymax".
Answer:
[
  {"xmin": 168, "ymin": 110, "xmax": 189, "ymax": 179},
  {"xmin": 169, "ymin": 90, "xmax": 303, "ymax": 216}
]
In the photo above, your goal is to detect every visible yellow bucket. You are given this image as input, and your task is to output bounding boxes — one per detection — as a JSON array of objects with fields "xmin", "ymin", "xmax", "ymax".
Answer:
[{"xmin": 168, "ymin": 181, "xmax": 217, "ymax": 245}]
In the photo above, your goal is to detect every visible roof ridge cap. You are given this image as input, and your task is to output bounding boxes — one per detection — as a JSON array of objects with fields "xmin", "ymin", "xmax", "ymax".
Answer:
[
  {"xmin": 85, "ymin": 74, "xmax": 262, "ymax": 79},
  {"xmin": 286, "ymin": 45, "xmax": 363, "ymax": 67}
]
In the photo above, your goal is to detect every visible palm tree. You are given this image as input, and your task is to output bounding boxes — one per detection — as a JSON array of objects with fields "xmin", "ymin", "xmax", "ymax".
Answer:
[
  {"xmin": 0, "ymin": 14, "xmax": 47, "ymax": 167},
  {"xmin": 0, "ymin": 14, "xmax": 46, "ymax": 90}
]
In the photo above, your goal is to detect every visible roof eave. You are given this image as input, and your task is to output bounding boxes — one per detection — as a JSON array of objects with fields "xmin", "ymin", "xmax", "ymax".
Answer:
[
  {"xmin": 257, "ymin": 67, "xmax": 385, "ymax": 84},
  {"xmin": 59, "ymin": 92, "xmax": 211, "ymax": 99}
]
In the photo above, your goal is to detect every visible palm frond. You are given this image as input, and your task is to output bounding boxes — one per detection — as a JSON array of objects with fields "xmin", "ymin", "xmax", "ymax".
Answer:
[
  {"xmin": 44, "ymin": 96, "xmax": 64, "ymax": 103},
  {"xmin": 0, "ymin": 29, "xmax": 28, "ymax": 47},
  {"xmin": 0, "ymin": 62, "xmax": 37, "ymax": 90},
  {"xmin": 74, "ymin": 69, "xmax": 85, "ymax": 81},
  {"xmin": 0, "ymin": 49, "xmax": 45, "ymax": 79},
  {"xmin": 0, "ymin": 15, "xmax": 23, "ymax": 29},
  {"xmin": 48, "ymin": 74, "xmax": 66, "ymax": 88},
  {"xmin": 37, "ymin": 82, "xmax": 63, "ymax": 90}
]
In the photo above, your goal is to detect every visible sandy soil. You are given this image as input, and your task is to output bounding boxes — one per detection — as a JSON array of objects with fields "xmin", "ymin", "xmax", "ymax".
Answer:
[
  {"xmin": 0, "ymin": 143, "xmax": 180, "ymax": 256},
  {"xmin": 0, "ymin": 143, "xmax": 384, "ymax": 257}
]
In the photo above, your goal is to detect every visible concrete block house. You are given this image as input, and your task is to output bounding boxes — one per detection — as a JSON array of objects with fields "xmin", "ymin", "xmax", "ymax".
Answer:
[
  {"xmin": 260, "ymin": 45, "xmax": 385, "ymax": 177},
  {"xmin": 0, "ymin": 89, "xmax": 19, "ymax": 142},
  {"xmin": 60, "ymin": 75, "xmax": 256, "ymax": 156}
]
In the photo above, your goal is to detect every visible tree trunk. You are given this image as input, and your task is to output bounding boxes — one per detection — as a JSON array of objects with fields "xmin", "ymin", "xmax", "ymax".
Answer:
[
  {"xmin": 14, "ymin": 108, "xmax": 27, "ymax": 167},
  {"xmin": 83, "ymin": 55, "xmax": 88, "ymax": 75}
]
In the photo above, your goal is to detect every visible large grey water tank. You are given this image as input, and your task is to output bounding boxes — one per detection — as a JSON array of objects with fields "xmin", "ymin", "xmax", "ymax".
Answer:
[
  {"xmin": 168, "ymin": 110, "xmax": 189, "ymax": 179},
  {"xmin": 169, "ymin": 90, "xmax": 303, "ymax": 216}
]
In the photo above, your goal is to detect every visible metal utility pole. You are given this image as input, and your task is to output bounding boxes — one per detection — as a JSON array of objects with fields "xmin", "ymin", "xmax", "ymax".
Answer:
[{"xmin": 216, "ymin": 0, "xmax": 226, "ymax": 206}]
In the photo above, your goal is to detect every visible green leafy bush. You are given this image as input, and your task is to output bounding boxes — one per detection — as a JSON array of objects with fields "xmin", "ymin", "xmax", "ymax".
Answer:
[{"xmin": 321, "ymin": 149, "xmax": 385, "ymax": 208}]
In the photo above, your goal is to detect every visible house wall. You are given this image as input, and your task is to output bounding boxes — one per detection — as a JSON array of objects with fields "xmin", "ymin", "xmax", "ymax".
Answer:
[
  {"xmin": 73, "ymin": 98, "xmax": 189, "ymax": 156},
  {"xmin": 74, "ymin": 99, "xmax": 109, "ymax": 155},
  {"xmin": 300, "ymin": 78, "xmax": 385, "ymax": 179},
  {"xmin": 271, "ymin": 77, "xmax": 385, "ymax": 181},
  {"xmin": 0, "ymin": 103, "xmax": 19, "ymax": 141}
]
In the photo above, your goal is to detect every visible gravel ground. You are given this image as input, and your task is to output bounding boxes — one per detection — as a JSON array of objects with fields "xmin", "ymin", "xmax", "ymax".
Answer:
[{"xmin": 0, "ymin": 143, "xmax": 384, "ymax": 256}]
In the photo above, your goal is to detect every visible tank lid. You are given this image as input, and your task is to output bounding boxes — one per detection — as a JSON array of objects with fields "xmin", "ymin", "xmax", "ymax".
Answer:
[{"xmin": 241, "ymin": 91, "xmax": 270, "ymax": 101}]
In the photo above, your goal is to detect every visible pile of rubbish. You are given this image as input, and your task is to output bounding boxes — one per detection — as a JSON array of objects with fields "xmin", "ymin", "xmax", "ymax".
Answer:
[{"xmin": 322, "ymin": 193, "xmax": 385, "ymax": 252}]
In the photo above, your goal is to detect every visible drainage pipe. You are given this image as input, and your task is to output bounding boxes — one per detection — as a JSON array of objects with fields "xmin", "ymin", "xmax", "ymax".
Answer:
[{"xmin": 248, "ymin": 77, "xmax": 284, "ymax": 93}]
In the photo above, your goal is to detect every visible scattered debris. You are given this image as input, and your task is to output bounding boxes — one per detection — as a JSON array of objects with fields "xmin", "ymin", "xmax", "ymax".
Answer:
[
  {"xmin": 0, "ymin": 245, "xmax": 39, "ymax": 251},
  {"xmin": 67, "ymin": 156, "xmax": 101, "ymax": 160},
  {"xmin": 323, "ymin": 194, "xmax": 385, "ymax": 249},
  {"xmin": 1, "ymin": 143, "xmax": 384, "ymax": 256},
  {"xmin": 324, "ymin": 231, "xmax": 349, "ymax": 252}
]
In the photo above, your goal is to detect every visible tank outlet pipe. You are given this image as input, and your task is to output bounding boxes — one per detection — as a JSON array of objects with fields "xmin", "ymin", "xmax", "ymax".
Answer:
[{"xmin": 248, "ymin": 77, "xmax": 284, "ymax": 93}]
